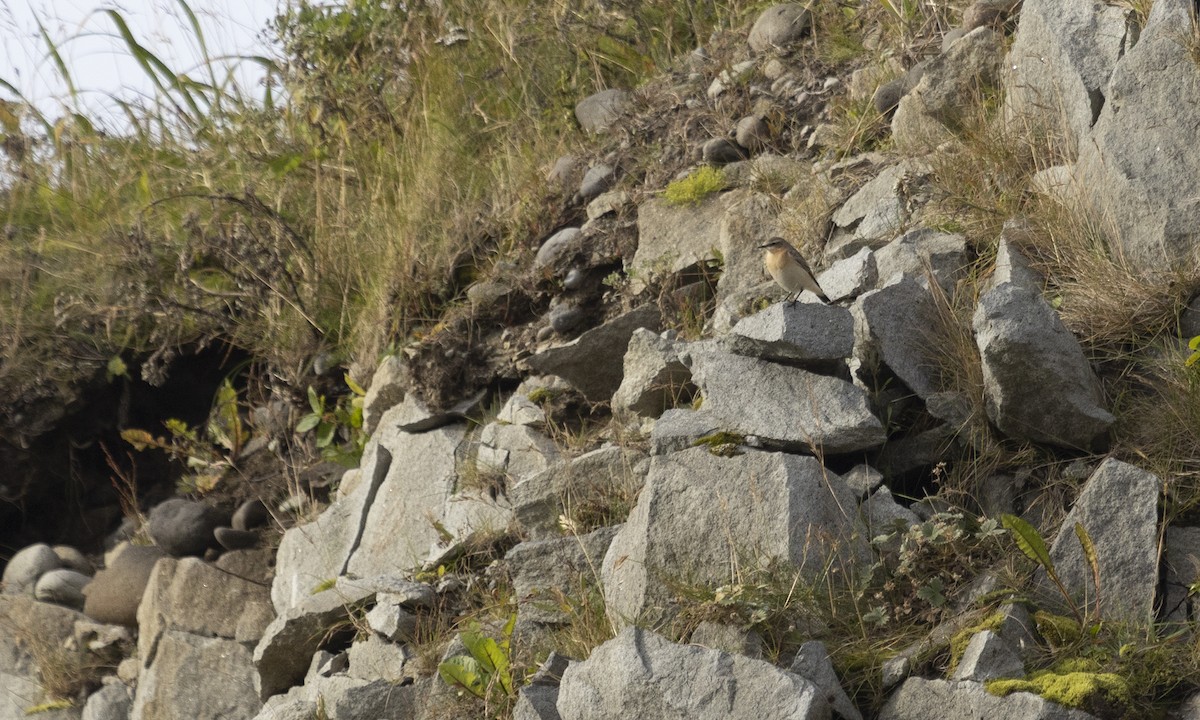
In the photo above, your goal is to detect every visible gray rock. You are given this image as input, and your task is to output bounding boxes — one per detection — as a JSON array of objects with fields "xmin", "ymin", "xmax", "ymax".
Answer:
[
  {"xmin": 828, "ymin": 163, "xmax": 925, "ymax": 260},
  {"xmin": 138, "ymin": 557, "xmax": 273, "ymax": 666},
  {"xmin": 536, "ymin": 228, "xmax": 583, "ymax": 268},
  {"xmin": 549, "ymin": 303, "xmax": 585, "ymax": 335},
  {"xmin": 579, "ymin": 164, "xmax": 615, "ymax": 202},
  {"xmin": 940, "ymin": 28, "xmax": 968, "ymax": 51},
  {"xmin": 702, "ymin": 138, "xmax": 747, "ymax": 164},
  {"xmin": 516, "ymin": 684, "xmax": 562, "ymax": 720},
  {"xmin": 691, "ymin": 621, "xmax": 763, "ymax": 659},
  {"xmin": 0, "ymin": 671, "xmax": 81, "ymax": 719},
  {"xmin": 748, "ymin": 4, "xmax": 814, "ymax": 53},
  {"xmin": 253, "ymin": 578, "xmax": 376, "ymax": 700},
  {"xmin": 52, "ymin": 546, "xmax": 93, "ymax": 576},
  {"xmin": 863, "ymin": 486, "xmax": 920, "ymax": 540},
  {"xmin": 557, "ymin": 627, "xmax": 829, "ymax": 719},
  {"xmin": 1163, "ymin": 525, "xmax": 1200, "ymax": 624},
  {"xmin": 365, "ymin": 600, "xmax": 417, "ymax": 643},
  {"xmin": 586, "ymin": 189, "xmax": 630, "ymax": 220},
  {"xmin": 987, "ymin": 220, "xmax": 1043, "ymax": 293},
  {"xmin": 973, "ymin": 282, "xmax": 1113, "ymax": 449},
  {"xmin": 1074, "ymin": 0, "xmax": 1200, "ymax": 271},
  {"xmin": 147, "ymin": 499, "xmax": 222, "ymax": 557},
  {"xmin": 347, "ymin": 420, "xmax": 466, "ymax": 577},
  {"xmin": 1029, "ymin": 165, "xmax": 1074, "ymax": 199},
  {"xmin": 892, "ymin": 27, "xmax": 1003, "ymax": 150},
  {"xmin": 872, "ymin": 228, "xmax": 967, "ymax": 292},
  {"xmin": 735, "ymin": 115, "xmax": 770, "ymax": 152},
  {"xmin": 361, "ymin": 355, "xmax": 408, "ymax": 435},
  {"xmin": 575, "ymin": 89, "xmax": 630, "ymax": 133},
  {"xmin": 33, "ymin": 569, "xmax": 91, "ymax": 609},
  {"xmin": 562, "ymin": 268, "xmax": 585, "ymax": 291},
  {"xmin": 789, "ymin": 641, "xmax": 861, "ymax": 720},
  {"xmin": 83, "ymin": 544, "xmax": 166, "ymax": 627},
  {"xmin": 467, "ymin": 280, "xmax": 512, "ymax": 307},
  {"xmin": 685, "ymin": 342, "xmax": 885, "ymax": 454},
  {"xmin": 872, "ymin": 78, "xmax": 907, "ymax": 114},
  {"xmin": 346, "ymin": 634, "xmax": 411, "ymax": 682},
  {"xmin": 611, "ymin": 329, "xmax": 692, "ymax": 420},
  {"xmin": 708, "ymin": 60, "xmax": 757, "ymax": 100},
  {"xmin": 506, "ymin": 526, "xmax": 619, "ymax": 624},
  {"xmin": 952, "ymin": 629, "xmax": 1024, "ymax": 682},
  {"xmin": 132, "ymin": 630, "xmax": 260, "ymax": 720},
  {"xmin": 729, "ymin": 302, "xmax": 855, "ymax": 366},
  {"xmin": 2, "ymin": 544, "xmax": 60, "ymax": 595},
  {"xmin": 842, "ymin": 464, "xmax": 883, "ymax": 498},
  {"xmin": 497, "ymin": 389, "xmax": 547, "ymax": 428},
  {"xmin": 963, "ymin": 0, "xmax": 1016, "ymax": 30},
  {"xmin": 214, "ymin": 527, "xmax": 257, "ymax": 550},
  {"xmin": 232, "ymin": 499, "xmax": 270, "ymax": 532},
  {"xmin": 511, "ymin": 446, "xmax": 647, "ymax": 539},
  {"xmin": 1039, "ymin": 459, "xmax": 1159, "ymax": 625},
  {"xmin": 477, "ymin": 422, "xmax": 561, "ymax": 481},
  {"xmin": 602, "ymin": 448, "xmax": 866, "ymax": 627},
  {"xmin": 632, "ymin": 196, "xmax": 726, "ymax": 283},
  {"xmin": 880, "ymin": 678, "xmax": 1096, "ymax": 720},
  {"xmin": 82, "ymin": 683, "xmax": 131, "ymax": 720},
  {"xmin": 1004, "ymin": 0, "xmax": 1129, "ymax": 152},
  {"xmin": 385, "ymin": 389, "xmax": 485, "ymax": 434},
  {"xmin": 528, "ymin": 304, "xmax": 662, "ymax": 402},
  {"xmin": 816, "ymin": 248, "xmax": 877, "ymax": 302},
  {"xmin": 648, "ymin": 408, "xmax": 727, "ymax": 456},
  {"xmin": 852, "ymin": 276, "xmax": 941, "ymax": 401},
  {"xmin": 549, "ymin": 154, "xmax": 580, "ymax": 190}
]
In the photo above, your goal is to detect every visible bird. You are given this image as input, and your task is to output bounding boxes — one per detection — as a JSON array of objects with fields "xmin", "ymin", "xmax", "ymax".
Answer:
[{"xmin": 758, "ymin": 237, "xmax": 828, "ymax": 303}]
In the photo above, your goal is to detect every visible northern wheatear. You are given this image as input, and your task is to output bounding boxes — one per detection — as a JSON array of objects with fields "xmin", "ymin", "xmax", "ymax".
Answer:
[{"xmin": 758, "ymin": 237, "xmax": 828, "ymax": 303}]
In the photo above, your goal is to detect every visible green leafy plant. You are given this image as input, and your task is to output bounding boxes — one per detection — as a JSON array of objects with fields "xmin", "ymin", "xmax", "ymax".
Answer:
[
  {"xmin": 1185, "ymin": 335, "xmax": 1200, "ymax": 367},
  {"xmin": 296, "ymin": 374, "xmax": 367, "ymax": 464},
  {"xmin": 437, "ymin": 615, "xmax": 517, "ymax": 707},
  {"xmin": 1001, "ymin": 514, "xmax": 1101, "ymax": 624},
  {"xmin": 664, "ymin": 166, "xmax": 727, "ymax": 205}
]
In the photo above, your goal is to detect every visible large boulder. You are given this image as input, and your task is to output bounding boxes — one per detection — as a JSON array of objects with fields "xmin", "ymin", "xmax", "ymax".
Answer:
[
  {"xmin": 684, "ymin": 342, "xmax": 885, "ymax": 454},
  {"xmin": 728, "ymin": 303, "xmax": 855, "ymax": 367},
  {"xmin": 973, "ymin": 282, "xmax": 1113, "ymax": 449},
  {"xmin": 880, "ymin": 678, "xmax": 1096, "ymax": 720},
  {"xmin": 611, "ymin": 329, "xmax": 692, "ymax": 419},
  {"xmin": 528, "ymin": 305, "xmax": 662, "ymax": 402},
  {"xmin": 131, "ymin": 630, "xmax": 260, "ymax": 720},
  {"xmin": 557, "ymin": 627, "xmax": 829, "ymax": 719},
  {"xmin": 83, "ymin": 544, "xmax": 166, "ymax": 627},
  {"xmin": 511, "ymin": 446, "xmax": 648, "ymax": 539},
  {"xmin": 602, "ymin": 448, "xmax": 866, "ymax": 626},
  {"xmin": 852, "ymin": 276, "xmax": 942, "ymax": 402},
  {"xmin": 506, "ymin": 526, "xmax": 620, "ymax": 624},
  {"xmin": 892, "ymin": 27, "xmax": 1003, "ymax": 150},
  {"xmin": 1074, "ymin": 0, "xmax": 1200, "ymax": 272},
  {"xmin": 1039, "ymin": 459, "xmax": 1159, "ymax": 625},
  {"xmin": 748, "ymin": 4, "xmax": 813, "ymax": 53},
  {"xmin": 1003, "ymin": 0, "xmax": 1130, "ymax": 152}
]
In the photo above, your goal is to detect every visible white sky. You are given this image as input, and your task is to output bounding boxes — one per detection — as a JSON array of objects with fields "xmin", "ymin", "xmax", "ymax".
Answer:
[{"xmin": 0, "ymin": 0, "xmax": 282, "ymax": 131}]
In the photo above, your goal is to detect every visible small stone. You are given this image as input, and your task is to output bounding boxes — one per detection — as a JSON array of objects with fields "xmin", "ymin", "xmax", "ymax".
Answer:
[
  {"xmin": 748, "ymin": 3, "xmax": 814, "ymax": 52},
  {"xmin": 214, "ymin": 527, "xmax": 258, "ymax": 551},
  {"xmin": 2, "ymin": 543, "xmax": 61, "ymax": 595},
  {"xmin": 232, "ymin": 499, "xmax": 269, "ymax": 531},
  {"xmin": 535, "ymin": 227, "xmax": 582, "ymax": 268},
  {"xmin": 579, "ymin": 164, "xmax": 615, "ymax": 202},
  {"xmin": 563, "ymin": 268, "xmax": 585, "ymax": 291},
  {"xmin": 148, "ymin": 498, "xmax": 223, "ymax": 557},
  {"xmin": 701, "ymin": 138, "xmax": 747, "ymax": 165},
  {"xmin": 735, "ymin": 115, "xmax": 770, "ymax": 152},
  {"xmin": 549, "ymin": 303, "xmax": 585, "ymax": 335},
  {"xmin": 575, "ymin": 89, "xmax": 630, "ymax": 133},
  {"xmin": 34, "ymin": 569, "xmax": 92, "ymax": 609},
  {"xmin": 52, "ymin": 545, "xmax": 94, "ymax": 575}
]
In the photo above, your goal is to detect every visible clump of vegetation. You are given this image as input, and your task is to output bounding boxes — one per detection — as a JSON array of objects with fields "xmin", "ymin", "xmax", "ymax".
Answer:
[{"xmin": 664, "ymin": 166, "xmax": 727, "ymax": 205}]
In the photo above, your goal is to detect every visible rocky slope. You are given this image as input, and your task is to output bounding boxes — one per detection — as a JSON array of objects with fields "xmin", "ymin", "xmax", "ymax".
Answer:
[{"xmin": 4, "ymin": 1, "xmax": 1200, "ymax": 719}]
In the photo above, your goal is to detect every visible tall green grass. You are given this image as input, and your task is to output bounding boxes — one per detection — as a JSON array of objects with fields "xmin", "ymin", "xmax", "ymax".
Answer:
[{"xmin": 0, "ymin": 0, "xmax": 757, "ymax": 395}]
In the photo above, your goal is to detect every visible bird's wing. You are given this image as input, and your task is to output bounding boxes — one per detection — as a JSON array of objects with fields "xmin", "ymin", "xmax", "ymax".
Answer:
[{"xmin": 785, "ymin": 242, "xmax": 816, "ymax": 274}]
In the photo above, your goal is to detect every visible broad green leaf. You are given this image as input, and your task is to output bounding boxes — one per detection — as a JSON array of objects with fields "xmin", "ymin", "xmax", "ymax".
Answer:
[
  {"xmin": 120, "ymin": 428, "xmax": 158, "ymax": 451},
  {"xmin": 316, "ymin": 421, "xmax": 337, "ymax": 448},
  {"xmin": 1189, "ymin": 335, "xmax": 1200, "ymax": 350},
  {"xmin": 1001, "ymin": 514, "xmax": 1053, "ymax": 572},
  {"xmin": 345, "ymin": 373, "xmax": 367, "ymax": 396},
  {"xmin": 307, "ymin": 386, "xmax": 322, "ymax": 415},
  {"xmin": 296, "ymin": 414, "xmax": 321, "ymax": 433},
  {"xmin": 438, "ymin": 656, "xmax": 486, "ymax": 698}
]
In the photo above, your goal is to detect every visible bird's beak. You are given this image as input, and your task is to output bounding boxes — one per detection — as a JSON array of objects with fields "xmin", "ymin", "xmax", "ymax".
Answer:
[{"xmin": 757, "ymin": 243, "xmax": 771, "ymax": 250}]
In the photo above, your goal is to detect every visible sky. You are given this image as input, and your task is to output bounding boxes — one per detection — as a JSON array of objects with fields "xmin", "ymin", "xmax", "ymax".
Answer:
[{"xmin": 0, "ymin": 0, "xmax": 282, "ymax": 131}]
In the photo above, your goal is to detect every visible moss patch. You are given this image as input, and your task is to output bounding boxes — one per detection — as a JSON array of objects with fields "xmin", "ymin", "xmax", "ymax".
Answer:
[
  {"xmin": 946, "ymin": 612, "xmax": 1006, "ymax": 675},
  {"xmin": 987, "ymin": 670, "xmax": 1131, "ymax": 713},
  {"xmin": 664, "ymin": 166, "xmax": 727, "ymax": 206},
  {"xmin": 692, "ymin": 431, "xmax": 746, "ymax": 457}
]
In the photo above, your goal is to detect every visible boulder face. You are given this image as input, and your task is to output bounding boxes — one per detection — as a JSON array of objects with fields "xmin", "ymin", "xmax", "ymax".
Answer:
[
  {"xmin": 1003, "ymin": 0, "xmax": 1130, "ymax": 152},
  {"xmin": 556, "ymin": 627, "xmax": 830, "ymax": 720},
  {"xmin": 1074, "ymin": 0, "xmax": 1200, "ymax": 272},
  {"xmin": 1041, "ymin": 459, "xmax": 1160, "ymax": 625},
  {"xmin": 602, "ymin": 448, "xmax": 866, "ymax": 627},
  {"xmin": 972, "ymin": 282, "xmax": 1113, "ymax": 450}
]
